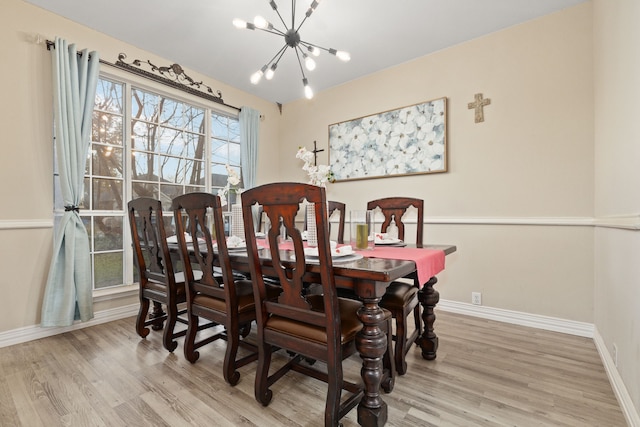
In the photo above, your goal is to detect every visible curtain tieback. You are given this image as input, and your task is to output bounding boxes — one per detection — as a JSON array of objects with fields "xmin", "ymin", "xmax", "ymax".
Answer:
[{"xmin": 64, "ymin": 205, "xmax": 80, "ymax": 212}]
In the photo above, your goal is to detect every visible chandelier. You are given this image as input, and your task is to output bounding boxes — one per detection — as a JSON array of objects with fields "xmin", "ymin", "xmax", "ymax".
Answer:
[{"xmin": 233, "ymin": 0, "xmax": 350, "ymax": 100}]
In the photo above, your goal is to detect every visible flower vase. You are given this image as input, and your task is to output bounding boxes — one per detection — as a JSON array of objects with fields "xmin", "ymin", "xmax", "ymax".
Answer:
[
  {"xmin": 231, "ymin": 196, "xmax": 244, "ymax": 238},
  {"xmin": 306, "ymin": 202, "xmax": 318, "ymax": 247}
]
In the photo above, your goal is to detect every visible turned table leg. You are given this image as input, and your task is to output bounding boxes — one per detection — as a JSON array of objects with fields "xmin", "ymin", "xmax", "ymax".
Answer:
[
  {"xmin": 417, "ymin": 276, "xmax": 439, "ymax": 360},
  {"xmin": 356, "ymin": 298, "xmax": 388, "ymax": 427},
  {"xmin": 149, "ymin": 301, "xmax": 166, "ymax": 331}
]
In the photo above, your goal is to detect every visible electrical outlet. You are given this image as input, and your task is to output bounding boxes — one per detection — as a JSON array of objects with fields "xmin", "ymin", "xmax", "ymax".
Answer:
[
  {"xmin": 613, "ymin": 343, "xmax": 618, "ymax": 368},
  {"xmin": 471, "ymin": 292, "xmax": 482, "ymax": 305}
]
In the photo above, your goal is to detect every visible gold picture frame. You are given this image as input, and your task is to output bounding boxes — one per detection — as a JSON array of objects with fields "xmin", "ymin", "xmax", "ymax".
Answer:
[{"xmin": 328, "ymin": 97, "xmax": 447, "ymax": 181}]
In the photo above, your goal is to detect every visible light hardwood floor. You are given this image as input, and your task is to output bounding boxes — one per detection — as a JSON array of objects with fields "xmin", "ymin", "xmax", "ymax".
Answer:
[{"xmin": 0, "ymin": 310, "xmax": 626, "ymax": 426}]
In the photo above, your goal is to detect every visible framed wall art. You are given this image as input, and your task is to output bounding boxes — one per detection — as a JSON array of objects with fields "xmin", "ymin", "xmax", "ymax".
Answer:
[{"xmin": 328, "ymin": 97, "xmax": 447, "ymax": 181}]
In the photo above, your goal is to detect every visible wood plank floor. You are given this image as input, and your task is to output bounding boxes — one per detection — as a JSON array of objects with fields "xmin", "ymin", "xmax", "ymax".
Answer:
[{"xmin": 0, "ymin": 310, "xmax": 627, "ymax": 426}]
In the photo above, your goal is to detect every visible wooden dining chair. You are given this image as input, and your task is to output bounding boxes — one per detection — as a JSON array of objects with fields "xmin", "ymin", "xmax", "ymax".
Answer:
[
  {"xmin": 241, "ymin": 183, "xmax": 394, "ymax": 426},
  {"xmin": 303, "ymin": 200, "xmax": 346, "ymax": 244},
  {"xmin": 171, "ymin": 192, "xmax": 277, "ymax": 386},
  {"xmin": 367, "ymin": 196, "xmax": 424, "ymax": 375},
  {"xmin": 328, "ymin": 201, "xmax": 346, "ymax": 244},
  {"xmin": 128, "ymin": 197, "xmax": 188, "ymax": 352}
]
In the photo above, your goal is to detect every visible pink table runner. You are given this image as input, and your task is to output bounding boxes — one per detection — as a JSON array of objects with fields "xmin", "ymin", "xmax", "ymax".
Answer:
[
  {"xmin": 358, "ymin": 247, "xmax": 445, "ymax": 287},
  {"xmin": 256, "ymin": 239, "xmax": 445, "ymax": 286}
]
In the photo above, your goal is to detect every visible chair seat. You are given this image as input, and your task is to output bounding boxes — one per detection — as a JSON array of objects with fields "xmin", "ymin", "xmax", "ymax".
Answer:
[
  {"xmin": 380, "ymin": 281, "xmax": 418, "ymax": 310},
  {"xmin": 192, "ymin": 281, "xmax": 281, "ymax": 314},
  {"xmin": 192, "ymin": 280, "xmax": 255, "ymax": 314},
  {"xmin": 144, "ymin": 279, "xmax": 186, "ymax": 296},
  {"xmin": 266, "ymin": 297, "xmax": 363, "ymax": 345},
  {"xmin": 144, "ymin": 271, "xmax": 203, "ymax": 294}
]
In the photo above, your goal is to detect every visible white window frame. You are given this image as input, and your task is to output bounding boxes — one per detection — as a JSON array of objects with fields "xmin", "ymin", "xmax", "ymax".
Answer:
[{"xmin": 71, "ymin": 68, "xmax": 242, "ymax": 299}]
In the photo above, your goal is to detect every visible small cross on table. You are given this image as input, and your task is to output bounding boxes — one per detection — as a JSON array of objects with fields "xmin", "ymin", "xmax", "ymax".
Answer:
[
  {"xmin": 311, "ymin": 140, "xmax": 324, "ymax": 166},
  {"xmin": 468, "ymin": 93, "xmax": 491, "ymax": 123}
]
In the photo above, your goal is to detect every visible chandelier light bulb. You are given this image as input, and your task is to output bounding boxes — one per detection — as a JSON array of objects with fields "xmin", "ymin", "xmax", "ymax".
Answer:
[
  {"xmin": 335, "ymin": 50, "xmax": 351, "ymax": 62},
  {"xmin": 303, "ymin": 78, "xmax": 314, "ymax": 99},
  {"xmin": 253, "ymin": 15, "xmax": 269, "ymax": 30},
  {"xmin": 265, "ymin": 63, "xmax": 277, "ymax": 80},
  {"xmin": 304, "ymin": 54, "xmax": 316, "ymax": 71},
  {"xmin": 233, "ymin": 19, "xmax": 247, "ymax": 29},
  {"xmin": 308, "ymin": 46, "xmax": 321, "ymax": 57},
  {"xmin": 251, "ymin": 66, "xmax": 268, "ymax": 85}
]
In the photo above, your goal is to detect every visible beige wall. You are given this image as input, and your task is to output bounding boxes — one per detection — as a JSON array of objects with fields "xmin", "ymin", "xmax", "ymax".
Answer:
[
  {"xmin": 0, "ymin": 0, "xmax": 281, "ymax": 332},
  {"xmin": 280, "ymin": 4, "xmax": 595, "ymax": 322},
  {"xmin": 593, "ymin": 0, "xmax": 640, "ymax": 415}
]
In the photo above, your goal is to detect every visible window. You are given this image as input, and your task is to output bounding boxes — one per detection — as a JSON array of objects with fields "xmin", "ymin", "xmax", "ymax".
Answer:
[{"xmin": 55, "ymin": 75, "xmax": 241, "ymax": 291}]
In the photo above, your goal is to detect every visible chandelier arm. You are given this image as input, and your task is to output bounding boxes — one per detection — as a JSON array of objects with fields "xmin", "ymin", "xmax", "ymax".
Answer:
[
  {"xmin": 294, "ymin": 47, "xmax": 308, "ymax": 81},
  {"xmin": 257, "ymin": 27, "xmax": 287, "ymax": 37},
  {"xmin": 268, "ymin": 44, "xmax": 289, "ymax": 68},
  {"xmin": 299, "ymin": 40, "xmax": 332, "ymax": 54},
  {"xmin": 291, "ymin": 0, "xmax": 296, "ymax": 29},
  {"xmin": 273, "ymin": 45, "xmax": 289, "ymax": 67},
  {"xmin": 269, "ymin": 0, "xmax": 289, "ymax": 29},
  {"xmin": 295, "ymin": 15, "xmax": 310, "ymax": 33}
]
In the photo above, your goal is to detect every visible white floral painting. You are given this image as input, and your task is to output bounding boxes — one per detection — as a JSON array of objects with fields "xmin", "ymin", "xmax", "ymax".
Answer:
[{"xmin": 328, "ymin": 97, "xmax": 447, "ymax": 181}]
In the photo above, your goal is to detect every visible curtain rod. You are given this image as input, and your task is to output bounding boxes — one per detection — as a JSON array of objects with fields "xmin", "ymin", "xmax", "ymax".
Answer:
[{"xmin": 46, "ymin": 39, "xmax": 242, "ymax": 113}]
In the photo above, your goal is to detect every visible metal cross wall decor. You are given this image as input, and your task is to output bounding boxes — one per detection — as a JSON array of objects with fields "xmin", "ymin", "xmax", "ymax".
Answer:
[
  {"xmin": 311, "ymin": 140, "xmax": 324, "ymax": 166},
  {"xmin": 468, "ymin": 93, "xmax": 491, "ymax": 123}
]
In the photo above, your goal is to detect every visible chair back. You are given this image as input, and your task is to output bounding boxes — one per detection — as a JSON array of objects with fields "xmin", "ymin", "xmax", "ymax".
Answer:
[
  {"xmin": 171, "ymin": 193, "xmax": 237, "ymax": 310},
  {"xmin": 304, "ymin": 200, "xmax": 346, "ymax": 244},
  {"xmin": 367, "ymin": 197, "xmax": 424, "ymax": 247},
  {"xmin": 328, "ymin": 201, "xmax": 346, "ymax": 244},
  {"xmin": 128, "ymin": 197, "xmax": 176, "ymax": 288},
  {"xmin": 241, "ymin": 183, "xmax": 341, "ymax": 350}
]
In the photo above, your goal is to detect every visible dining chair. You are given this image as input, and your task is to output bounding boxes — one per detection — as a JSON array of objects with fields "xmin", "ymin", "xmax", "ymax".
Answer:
[
  {"xmin": 128, "ymin": 197, "xmax": 188, "ymax": 352},
  {"xmin": 303, "ymin": 200, "xmax": 346, "ymax": 244},
  {"xmin": 171, "ymin": 192, "xmax": 277, "ymax": 386},
  {"xmin": 327, "ymin": 201, "xmax": 346, "ymax": 244},
  {"xmin": 367, "ymin": 196, "xmax": 424, "ymax": 375},
  {"xmin": 241, "ymin": 183, "xmax": 394, "ymax": 426}
]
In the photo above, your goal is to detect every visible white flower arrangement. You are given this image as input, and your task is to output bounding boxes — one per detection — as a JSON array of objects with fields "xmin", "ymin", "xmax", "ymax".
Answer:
[
  {"xmin": 296, "ymin": 146, "xmax": 334, "ymax": 187},
  {"xmin": 217, "ymin": 164, "xmax": 242, "ymax": 207}
]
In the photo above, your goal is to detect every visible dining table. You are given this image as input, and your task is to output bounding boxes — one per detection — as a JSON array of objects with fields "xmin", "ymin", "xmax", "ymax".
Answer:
[{"xmin": 222, "ymin": 239, "xmax": 456, "ymax": 426}]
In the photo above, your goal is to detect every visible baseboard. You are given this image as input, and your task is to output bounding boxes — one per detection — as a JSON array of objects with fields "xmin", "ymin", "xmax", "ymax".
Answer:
[
  {"xmin": 437, "ymin": 299, "xmax": 594, "ymax": 338},
  {"xmin": 593, "ymin": 329, "xmax": 640, "ymax": 427},
  {"xmin": 0, "ymin": 304, "xmax": 138, "ymax": 349}
]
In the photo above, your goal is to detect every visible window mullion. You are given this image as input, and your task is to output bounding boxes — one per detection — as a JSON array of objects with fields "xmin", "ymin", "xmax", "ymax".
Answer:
[{"xmin": 123, "ymin": 80, "xmax": 134, "ymax": 286}]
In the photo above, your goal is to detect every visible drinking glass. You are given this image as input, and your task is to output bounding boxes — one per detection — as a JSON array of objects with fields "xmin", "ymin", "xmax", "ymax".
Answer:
[{"xmin": 350, "ymin": 210, "xmax": 374, "ymax": 250}]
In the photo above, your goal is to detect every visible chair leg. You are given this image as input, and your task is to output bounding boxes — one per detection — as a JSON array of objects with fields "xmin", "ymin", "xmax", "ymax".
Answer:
[
  {"xmin": 381, "ymin": 317, "xmax": 395, "ymax": 393},
  {"xmin": 136, "ymin": 296, "xmax": 151, "ymax": 338},
  {"xmin": 324, "ymin": 363, "xmax": 342, "ymax": 427},
  {"xmin": 413, "ymin": 303, "xmax": 422, "ymax": 340},
  {"xmin": 223, "ymin": 323, "xmax": 241, "ymax": 386},
  {"xmin": 255, "ymin": 342, "xmax": 273, "ymax": 406},
  {"xmin": 162, "ymin": 299, "xmax": 179, "ymax": 352},
  {"xmin": 394, "ymin": 311, "xmax": 408, "ymax": 375},
  {"xmin": 183, "ymin": 313, "xmax": 200, "ymax": 363}
]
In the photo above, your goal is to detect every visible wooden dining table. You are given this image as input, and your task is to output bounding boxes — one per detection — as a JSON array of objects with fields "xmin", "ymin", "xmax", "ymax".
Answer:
[{"xmin": 218, "ymin": 241, "xmax": 457, "ymax": 426}]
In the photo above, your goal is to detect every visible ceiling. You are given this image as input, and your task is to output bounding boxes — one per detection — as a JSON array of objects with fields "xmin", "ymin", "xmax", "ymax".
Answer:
[{"xmin": 25, "ymin": 0, "xmax": 587, "ymax": 105}]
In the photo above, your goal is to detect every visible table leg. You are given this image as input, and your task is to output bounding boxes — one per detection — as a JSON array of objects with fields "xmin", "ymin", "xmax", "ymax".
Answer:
[
  {"xmin": 417, "ymin": 276, "xmax": 439, "ymax": 360},
  {"xmin": 149, "ymin": 301, "xmax": 166, "ymax": 331},
  {"xmin": 356, "ymin": 298, "xmax": 388, "ymax": 427}
]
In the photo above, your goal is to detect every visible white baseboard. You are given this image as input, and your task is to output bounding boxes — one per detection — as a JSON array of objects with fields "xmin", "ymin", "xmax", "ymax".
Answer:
[
  {"xmin": 0, "ymin": 304, "xmax": 138, "ymax": 349},
  {"xmin": 437, "ymin": 299, "xmax": 594, "ymax": 337},
  {"xmin": 593, "ymin": 329, "xmax": 640, "ymax": 427}
]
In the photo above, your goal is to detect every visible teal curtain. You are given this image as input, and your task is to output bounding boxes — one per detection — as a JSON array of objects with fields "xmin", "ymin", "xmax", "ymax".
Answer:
[
  {"xmin": 239, "ymin": 107, "xmax": 260, "ymax": 189},
  {"xmin": 41, "ymin": 38, "xmax": 100, "ymax": 327}
]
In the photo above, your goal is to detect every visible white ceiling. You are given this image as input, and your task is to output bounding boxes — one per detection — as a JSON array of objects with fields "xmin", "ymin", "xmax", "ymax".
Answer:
[{"xmin": 25, "ymin": 0, "xmax": 587, "ymax": 105}]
